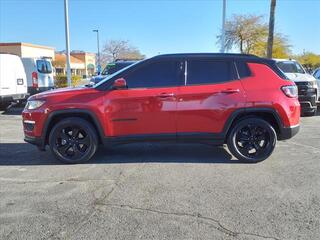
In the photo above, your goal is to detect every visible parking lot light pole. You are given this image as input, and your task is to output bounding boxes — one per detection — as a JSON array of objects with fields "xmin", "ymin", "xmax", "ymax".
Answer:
[
  {"xmin": 64, "ymin": 0, "xmax": 72, "ymax": 87},
  {"xmin": 93, "ymin": 30, "xmax": 101, "ymax": 74},
  {"xmin": 220, "ymin": 0, "xmax": 227, "ymax": 53}
]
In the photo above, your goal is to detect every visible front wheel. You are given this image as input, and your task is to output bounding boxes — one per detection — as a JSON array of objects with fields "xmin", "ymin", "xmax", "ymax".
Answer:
[
  {"xmin": 227, "ymin": 118, "xmax": 277, "ymax": 163},
  {"xmin": 49, "ymin": 117, "xmax": 98, "ymax": 164}
]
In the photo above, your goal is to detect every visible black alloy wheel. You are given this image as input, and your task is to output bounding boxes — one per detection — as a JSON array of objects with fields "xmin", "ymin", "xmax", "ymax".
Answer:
[
  {"xmin": 49, "ymin": 117, "xmax": 98, "ymax": 163},
  {"xmin": 227, "ymin": 118, "xmax": 277, "ymax": 163}
]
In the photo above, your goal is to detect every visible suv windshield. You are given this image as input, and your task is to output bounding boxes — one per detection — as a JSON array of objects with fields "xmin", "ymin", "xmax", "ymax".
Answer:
[
  {"xmin": 94, "ymin": 60, "xmax": 142, "ymax": 88},
  {"xmin": 36, "ymin": 60, "xmax": 52, "ymax": 74},
  {"xmin": 276, "ymin": 61, "xmax": 305, "ymax": 74},
  {"xmin": 101, "ymin": 62, "xmax": 135, "ymax": 75}
]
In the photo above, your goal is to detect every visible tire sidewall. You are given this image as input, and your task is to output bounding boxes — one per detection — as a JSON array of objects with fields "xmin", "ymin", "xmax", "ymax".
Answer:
[
  {"xmin": 49, "ymin": 117, "xmax": 98, "ymax": 164},
  {"xmin": 227, "ymin": 118, "xmax": 277, "ymax": 163}
]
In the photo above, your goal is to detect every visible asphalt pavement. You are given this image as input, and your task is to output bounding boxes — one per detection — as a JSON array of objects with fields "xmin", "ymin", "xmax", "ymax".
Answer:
[{"xmin": 0, "ymin": 108, "xmax": 319, "ymax": 240}]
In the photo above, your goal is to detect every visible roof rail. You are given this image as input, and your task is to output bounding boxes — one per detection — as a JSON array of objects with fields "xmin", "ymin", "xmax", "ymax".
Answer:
[{"xmin": 153, "ymin": 53, "xmax": 260, "ymax": 58}]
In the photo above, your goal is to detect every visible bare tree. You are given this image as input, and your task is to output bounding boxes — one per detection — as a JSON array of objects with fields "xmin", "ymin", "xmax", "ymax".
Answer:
[
  {"xmin": 101, "ymin": 40, "xmax": 145, "ymax": 64},
  {"xmin": 267, "ymin": 0, "xmax": 277, "ymax": 58}
]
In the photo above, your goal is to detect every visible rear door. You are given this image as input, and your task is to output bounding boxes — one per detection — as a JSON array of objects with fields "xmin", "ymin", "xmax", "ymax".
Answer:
[
  {"xmin": 36, "ymin": 59, "xmax": 54, "ymax": 88},
  {"xmin": 0, "ymin": 55, "xmax": 13, "ymax": 96},
  {"xmin": 176, "ymin": 58, "xmax": 246, "ymax": 136},
  {"xmin": 103, "ymin": 59, "xmax": 184, "ymax": 137}
]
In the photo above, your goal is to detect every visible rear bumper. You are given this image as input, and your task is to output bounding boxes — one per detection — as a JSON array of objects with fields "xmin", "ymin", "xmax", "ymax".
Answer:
[{"xmin": 279, "ymin": 124, "xmax": 300, "ymax": 140}]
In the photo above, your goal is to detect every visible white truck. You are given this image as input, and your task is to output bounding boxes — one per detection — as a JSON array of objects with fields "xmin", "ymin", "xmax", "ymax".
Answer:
[
  {"xmin": 0, "ymin": 54, "xmax": 28, "ymax": 110},
  {"xmin": 275, "ymin": 59, "xmax": 319, "ymax": 116}
]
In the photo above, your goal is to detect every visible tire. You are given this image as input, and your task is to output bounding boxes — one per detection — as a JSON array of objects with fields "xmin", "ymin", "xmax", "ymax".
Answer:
[
  {"xmin": 49, "ymin": 117, "xmax": 98, "ymax": 164},
  {"xmin": 0, "ymin": 103, "xmax": 10, "ymax": 111},
  {"xmin": 227, "ymin": 118, "xmax": 277, "ymax": 163}
]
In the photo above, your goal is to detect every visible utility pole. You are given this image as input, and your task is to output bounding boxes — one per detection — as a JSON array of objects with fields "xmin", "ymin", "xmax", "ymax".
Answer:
[
  {"xmin": 220, "ymin": 0, "xmax": 227, "ymax": 53},
  {"xmin": 93, "ymin": 30, "xmax": 101, "ymax": 74},
  {"xmin": 267, "ymin": 0, "xmax": 276, "ymax": 58},
  {"xmin": 64, "ymin": 0, "xmax": 72, "ymax": 87}
]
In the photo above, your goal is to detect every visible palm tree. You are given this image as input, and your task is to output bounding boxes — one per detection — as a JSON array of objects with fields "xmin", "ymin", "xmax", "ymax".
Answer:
[{"xmin": 267, "ymin": 0, "xmax": 276, "ymax": 58}]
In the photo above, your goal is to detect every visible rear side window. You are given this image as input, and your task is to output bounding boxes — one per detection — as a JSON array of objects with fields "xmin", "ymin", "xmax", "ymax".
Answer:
[
  {"xmin": 36, "ymin": 60, "xmax": 52, "ymax": 74},
  {"xmin": 125, "ymin": 61, "xmax": 182, "ymax": 88},
  {"xmin": 187, "ymin": 60, "xmax": 234, "ymax": 85},
  {"xmin": 236, "ymin": 61, "xmax": 251, "ymax": 78}
]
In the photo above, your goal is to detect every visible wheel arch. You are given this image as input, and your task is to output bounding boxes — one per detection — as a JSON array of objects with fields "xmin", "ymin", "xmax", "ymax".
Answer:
[
  {"xmin": 43, "ymin": 109, "xmax": 104, "ymax": 145},
  {"xmin": 223, "ymin": 108, "xmax": 284, "ymax": 141}
]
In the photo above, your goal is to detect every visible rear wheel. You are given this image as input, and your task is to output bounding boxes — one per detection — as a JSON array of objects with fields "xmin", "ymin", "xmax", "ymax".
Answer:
[
  {"xmin": 0, "ymin": 103, "xmax": 10, "ymax": 111},
  {"xmin": 227, "ymin": 118, "xmax": 277, "ymax": 163},
  {"xmin": 49, "ymin": 117, "xmax": 98, "ymax": 164}
]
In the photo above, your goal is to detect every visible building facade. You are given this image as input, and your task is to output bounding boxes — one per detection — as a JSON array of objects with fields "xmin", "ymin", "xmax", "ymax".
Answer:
[
  {"xmin": 54, "ymin": 52, "xmax": 96, "ymax": 78},
  {"xmin": 0, "ymin": 42, "xmax": 55, "ymax": 59}
]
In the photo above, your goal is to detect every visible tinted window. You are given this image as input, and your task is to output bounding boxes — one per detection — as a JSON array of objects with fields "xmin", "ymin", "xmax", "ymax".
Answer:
[
  {"xmin": 236, "ymin": 61, "xmax": 251, "ymax": 78},
  {"xmin": 36, "ymin": 60, "xmax": 52, "ymax": 74},
  {"xmin": 125, "ymin": 61, "xmax": 182, "ymax": 88},
  {"xmin": 187, "ymin": 60, "xmax": 234, "ymax": 85},
  {"xmin": 102, "ymin": 62, "xmax": 135, "ymax": 75}
]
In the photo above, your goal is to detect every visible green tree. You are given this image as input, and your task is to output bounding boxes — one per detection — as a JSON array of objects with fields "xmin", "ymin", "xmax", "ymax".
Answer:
[
  {"xmin": 219, "ymin": 14, "xmax": 267, "ymax": 54},
  {"xmin": 294, "ymin": 52, "xmax": 320, "ymax": 70},
  {"xmin": 218, "ymin": 14, "xmax": 291, "ymax": 58},
  {"xmin": 251, "ymin": 33, "xmax": 291, "ymax": 58}
]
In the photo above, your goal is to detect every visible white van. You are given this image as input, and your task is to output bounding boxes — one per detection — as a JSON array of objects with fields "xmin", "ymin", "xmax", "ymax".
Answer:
[
  {"xmin": 0, "ymin": 54, "xmax": 28, "ymax": 110},
  {"xmin": 21, "ymin": 57, "xmax": 54, "ymax": 95}
]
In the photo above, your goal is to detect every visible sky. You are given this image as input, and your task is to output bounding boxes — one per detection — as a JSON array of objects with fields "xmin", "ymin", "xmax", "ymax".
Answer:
[{"xmin": 0, "ymin": 0, "xmax": 319, "ymax": 57}]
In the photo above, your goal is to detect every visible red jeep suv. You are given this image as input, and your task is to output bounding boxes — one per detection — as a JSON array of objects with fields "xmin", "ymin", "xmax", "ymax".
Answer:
[{"xmin": 22, "ymin": 53, "xmax": 300, "ymax": 163}]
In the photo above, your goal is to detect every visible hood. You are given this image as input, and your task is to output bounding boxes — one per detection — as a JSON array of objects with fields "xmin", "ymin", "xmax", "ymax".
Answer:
[
  {"xmin": 285, "ymin": 73, "xmax": 317, "ymax": 83},
  {"xmin": 29, "ymin": 86, "xmax": 95, "ymax": 100}
]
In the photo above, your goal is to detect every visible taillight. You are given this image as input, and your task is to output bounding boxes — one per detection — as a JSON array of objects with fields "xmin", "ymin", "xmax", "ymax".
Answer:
[
  {"xmin": 32, "ymin": 72, "xmax": 38, "ymax": 88},
  {"xmin": 281, "ymin": 85, "xmax": 298, "ymax": 98}
]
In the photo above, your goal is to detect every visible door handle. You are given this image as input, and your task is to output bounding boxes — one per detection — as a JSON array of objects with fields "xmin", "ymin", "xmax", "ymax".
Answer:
[
  {"xmin": 157, "ymin": 93, "xmax": 176, "ymax": 98},
  {"xmin": 219, "ymin": 89, "xmax": 240, "ymax": 94}
]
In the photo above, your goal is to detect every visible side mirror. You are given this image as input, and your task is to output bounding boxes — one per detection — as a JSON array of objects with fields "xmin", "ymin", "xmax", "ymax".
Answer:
[{"xmin": 112, "ymin": 78, "xmax": 127, "ymax": 89}]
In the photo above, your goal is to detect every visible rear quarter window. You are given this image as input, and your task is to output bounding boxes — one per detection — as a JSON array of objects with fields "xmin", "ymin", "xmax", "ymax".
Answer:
[{"xmin": 235, "ymin": 61, "xmax": 251, "ymax": 78}]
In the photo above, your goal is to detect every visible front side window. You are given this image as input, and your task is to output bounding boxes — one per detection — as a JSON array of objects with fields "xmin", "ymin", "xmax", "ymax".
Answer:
[
  {"xmin": 125, "ymin": 60, "xmax": 183, "ymax": 88},
  {"xmin": 187, "ymin": 60, "xmax": 234, "ymax": 85},
  {"xmin": 36, "ymin": 60, "xmax": 52, "ymax": 74}
]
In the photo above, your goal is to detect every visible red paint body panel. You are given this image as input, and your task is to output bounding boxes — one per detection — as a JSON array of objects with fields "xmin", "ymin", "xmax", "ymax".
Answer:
[
  {"xmin": 103, "ymin": 87, "xmax": 177, "ymax": 136},
  {"xmin": 176, "ymin": 80, "xmax": 246, "ymax": 133},
  {"xmin": 242, "ymin": 63, "xmax": 300, "ymax": 127}
]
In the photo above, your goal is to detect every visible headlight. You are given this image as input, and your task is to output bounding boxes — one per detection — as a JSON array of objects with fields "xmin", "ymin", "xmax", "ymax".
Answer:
[
  {"xmin": 307, "ymin": 81, "xmax": 317, "ymax": 88},
  {"xmin": 25, "ymin": 100, "xmax": 46, "ymax": 110}
]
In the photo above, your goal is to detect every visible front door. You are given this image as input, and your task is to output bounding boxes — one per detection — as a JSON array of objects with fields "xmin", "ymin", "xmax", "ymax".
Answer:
[{"xmin": 104, "ymin": 60, "xmax": 184, "ymax": 137}]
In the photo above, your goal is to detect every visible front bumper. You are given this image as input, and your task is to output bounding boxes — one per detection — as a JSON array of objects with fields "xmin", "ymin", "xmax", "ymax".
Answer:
[
  {"xmin": 24, "ymin": 135, "xmax": 46, "ymax": 151},
  {"xmin": 0, "ymin": 93, "xmax": 29, "ymax": 104},
  {"xmin": 279, "ymin": 124, "xmax": 300, "ymax": 140}
]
